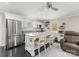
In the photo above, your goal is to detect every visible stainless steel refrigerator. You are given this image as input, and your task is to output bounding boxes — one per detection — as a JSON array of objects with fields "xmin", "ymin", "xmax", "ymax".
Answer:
[{"xmin": 6, "ymin": 19, "xmax": 24, "ymax": 49}]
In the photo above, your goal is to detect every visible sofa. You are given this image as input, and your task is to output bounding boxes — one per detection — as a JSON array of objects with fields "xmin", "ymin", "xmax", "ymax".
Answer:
[{"xmin": 60, "ymin": 31, "xmax": 79, "ymax": 56}]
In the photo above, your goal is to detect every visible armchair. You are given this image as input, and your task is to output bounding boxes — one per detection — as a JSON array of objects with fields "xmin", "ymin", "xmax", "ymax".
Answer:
[{"xmin": 60, "ymin": 31, "xmax": 79, "ymax": 56}]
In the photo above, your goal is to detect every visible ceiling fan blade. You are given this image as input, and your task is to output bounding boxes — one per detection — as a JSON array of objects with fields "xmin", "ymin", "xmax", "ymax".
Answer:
[
  {"xmin": 51, "ymin": 7, "xmax": 58, "ymax": 11},
  {"xmin": 38, "ymin": 2, "xmax": 59, "ymax": 12},
  {"xmin": 46, "ymin": 2, "xmax": 52, "ymax": 8}
]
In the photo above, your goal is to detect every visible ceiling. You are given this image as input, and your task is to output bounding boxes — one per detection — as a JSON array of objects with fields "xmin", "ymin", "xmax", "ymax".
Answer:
[{"xmin": 0, "ymin": 2, "xmax": 79, "ymax": 20}]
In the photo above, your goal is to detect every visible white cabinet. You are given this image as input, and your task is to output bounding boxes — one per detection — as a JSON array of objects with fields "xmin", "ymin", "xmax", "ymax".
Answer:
[
  {"xmin": 25, "ymin": 35, "xmax": 35, "ymax": 56},
  {"xmin": 25, "ymin": 32, "xmax": 53, "ymax": 56}
]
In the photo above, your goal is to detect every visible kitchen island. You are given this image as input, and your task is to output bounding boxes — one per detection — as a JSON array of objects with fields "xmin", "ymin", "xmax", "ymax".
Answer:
[{"xmin": 24, "ymin": 31, "xmax": 62, "ymax": 56}]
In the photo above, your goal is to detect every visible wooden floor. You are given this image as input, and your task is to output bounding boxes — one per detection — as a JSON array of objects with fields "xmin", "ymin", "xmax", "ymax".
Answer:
[
  {"xmin": 0, "ymin": 43, "xmax": 49, "ymax": 57},
  {"xmin": 0, "ymin": 43, "xmax": 77, "ymax": 57}
]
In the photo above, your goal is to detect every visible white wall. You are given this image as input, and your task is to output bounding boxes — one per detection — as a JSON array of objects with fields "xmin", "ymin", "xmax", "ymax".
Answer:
[
  {"xmin": 0, "ymin": 12, "xmax": 6, "ymax": 46},
  {"xmin": 56, "ymin": 15, "xmax": 79, "ymax": 32},
  {"xmin": 21, "ymin": 20, "xmax": 45, "ymax": 31},
  {"xmin": 21, "ymin": 20, "xmax": 33, "ymax": 31},
  {"xmin": 5, "ymin": 12, "xmax": 25, "ymax": 21}
]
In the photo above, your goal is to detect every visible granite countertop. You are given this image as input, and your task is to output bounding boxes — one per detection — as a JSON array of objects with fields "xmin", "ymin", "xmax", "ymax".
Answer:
[
  {"xmin": 24, "ymin": 32, "xmax": 49, "ymax": 37},
  {"xmin": 23, "ymin": 30, "xmax": 58, "ymax": 37}
]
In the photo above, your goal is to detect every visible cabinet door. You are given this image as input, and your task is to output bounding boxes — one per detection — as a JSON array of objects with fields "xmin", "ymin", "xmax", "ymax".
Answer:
[
  {"xmin": 25, "ymin": 36, "xmax": 33, "ymax": 47},
  {"xmin": 15, "ymin": 21, "xmax": 21, "ymax": 35},
  {"xmin": 6, "ymin": 20, "xmax": 15, "ymax": 48},
  {"xmin": 7, "ymin": 20, "xmax": 13, "ymax": 36}
]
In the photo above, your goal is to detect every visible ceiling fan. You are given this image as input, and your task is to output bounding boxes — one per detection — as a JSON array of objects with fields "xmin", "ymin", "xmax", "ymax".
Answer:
[
  {"xmin": 46, "ymin": 2, "xmax": 58, "ymax": 11},
  {"xmin": 39, "ymin": 2, "xmax": 59, "ymax": 11}
]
